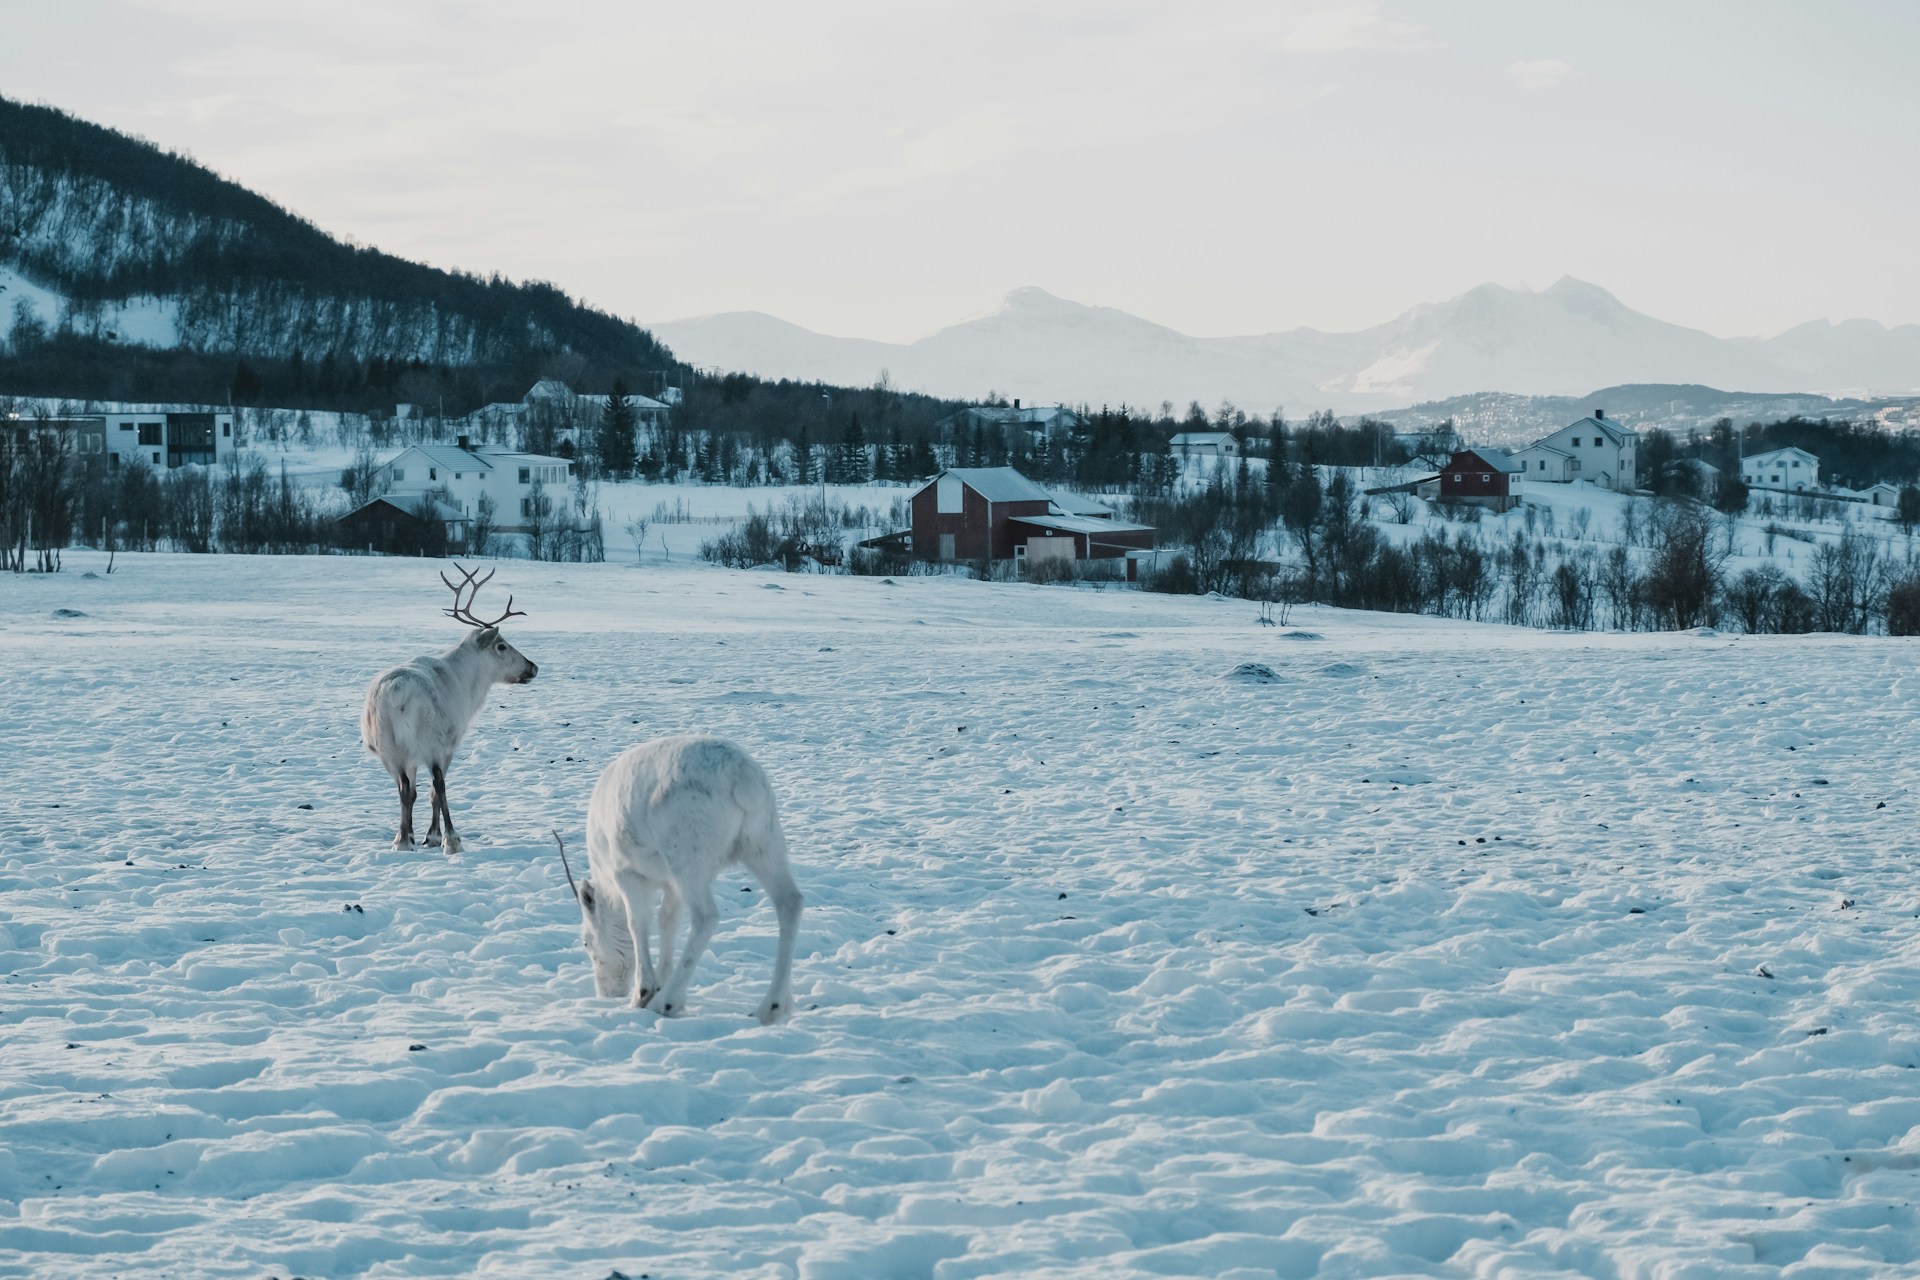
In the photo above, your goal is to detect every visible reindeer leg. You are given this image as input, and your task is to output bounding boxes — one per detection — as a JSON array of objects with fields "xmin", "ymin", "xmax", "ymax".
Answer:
[
  {"xmin": 429, "ymin": 763, "xmax": 460, "ymax": 855},
  {"xmin": 394, "ymin": 772, "xmax": 417, "ymax": 849}
]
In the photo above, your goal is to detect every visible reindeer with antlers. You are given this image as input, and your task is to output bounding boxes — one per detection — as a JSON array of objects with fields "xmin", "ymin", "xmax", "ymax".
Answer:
[{"xmin": 361, "ymin": 564, "xmax": 539, "ymax": 853}]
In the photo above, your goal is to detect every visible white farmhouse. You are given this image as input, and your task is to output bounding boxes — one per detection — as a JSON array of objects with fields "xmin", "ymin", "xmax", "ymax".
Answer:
[
  {"xmin": 375, "ymin": 436, "xmax": 574, "ymax": 533},
  {"xmin": 1510, "ymin": 410, "xmax": 1637, "ymax": 491},
  {"xmin": 1740, "ymin": 447, "xmax": 1820, "ymax": 492},
  {"xmin": 1169, "ymin": 431, "xmax": 1240, "ymax": 457}
]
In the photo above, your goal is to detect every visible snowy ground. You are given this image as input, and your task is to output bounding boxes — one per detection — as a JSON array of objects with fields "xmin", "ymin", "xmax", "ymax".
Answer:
[{"xmin": 5, "ymin": 554, "xmax": 1920, "ymax": 1278}]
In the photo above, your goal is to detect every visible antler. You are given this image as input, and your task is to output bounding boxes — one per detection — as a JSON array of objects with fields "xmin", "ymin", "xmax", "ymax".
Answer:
[
  {"xmin": 441, "ymin": 562, "xmax": 527, "ymax": 629},
  {"xmin": 553, "ymin": 829, "xmax": 580, "ymax": 901}
]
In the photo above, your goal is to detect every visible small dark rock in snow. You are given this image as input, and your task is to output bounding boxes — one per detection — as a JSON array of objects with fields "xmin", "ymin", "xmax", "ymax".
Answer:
[
  {"xmin": 408, "ymin": 1044, "xmax": 426, "ymax": 1052},
  {"xmin": 1807, "ymin": 1027, "xmax": 1830, "ymax": 1036},
  {"xmin": 1878, "ymin": 801, "xmax": 1888, "ymax": 809},
  {"xmin": 297, "ymin": 803, "xmax": 313, "ymax": 810},
  {"xmin": 344, "ymin": 903, "xmax": 364, "ymax": 914},
  {"xmin": 1058, "ymin": 892, "xmax": 1068, "ymax": 900},
  {"xmin": 1839, "ymin": 898, "xmax": 1856, "ymax": 910},
  {"xmin": 1628, "ymin": 907, "xmax": 1646, "ymax": 915},
  {"xmin": 1756, "ymin": 964, "xmax": 1774, "ymax": 979},
  {"xmin": 51, "ymin": 608, "xmax": 85, "ymax": 618}
]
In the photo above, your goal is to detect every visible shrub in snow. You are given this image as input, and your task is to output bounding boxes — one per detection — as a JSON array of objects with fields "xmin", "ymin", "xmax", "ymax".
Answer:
[{"xmin": 564, "ymin": 736, "xmax": 803, "ymax": 1025}]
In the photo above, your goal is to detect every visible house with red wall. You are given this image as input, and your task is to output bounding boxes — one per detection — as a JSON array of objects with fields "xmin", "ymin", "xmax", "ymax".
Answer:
[
  {"xmin": 1437, "ymin": 448, "xmax": 1522, "ymax": 512},
  {"xmin": 904, "ymin": 467, "xmax": 1155, "ymax": 572}
]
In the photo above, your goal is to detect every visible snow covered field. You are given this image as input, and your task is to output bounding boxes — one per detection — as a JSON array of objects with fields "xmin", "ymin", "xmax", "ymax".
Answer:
[{"xmin": 6, "ymin": 553, "xmax": 1920, "ymax": 1278}]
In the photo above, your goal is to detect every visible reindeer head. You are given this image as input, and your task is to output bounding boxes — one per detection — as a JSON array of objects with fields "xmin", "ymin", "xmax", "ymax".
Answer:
[
  {"xmin": 443, "ymin": 563, "xmax": 538, "ymax": 685},
  {"xmin": 555, "ymin": 833, "xmax": 630, "ymax": 997}
]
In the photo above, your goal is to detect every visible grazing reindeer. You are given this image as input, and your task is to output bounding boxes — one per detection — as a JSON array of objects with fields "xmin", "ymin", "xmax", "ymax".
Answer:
[
  {"xmin": 362, "ymin": 564, "xmax": 538, "ymax": 853},
  {"xmin": 556, "ymin": 736, "xmax": 804, "ymax": 1024}
]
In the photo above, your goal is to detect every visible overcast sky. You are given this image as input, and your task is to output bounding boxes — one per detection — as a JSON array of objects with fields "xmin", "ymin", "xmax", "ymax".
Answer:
[{"xmin": 6, "ymin": 0, "xmax": 1917, "ymax": 343}]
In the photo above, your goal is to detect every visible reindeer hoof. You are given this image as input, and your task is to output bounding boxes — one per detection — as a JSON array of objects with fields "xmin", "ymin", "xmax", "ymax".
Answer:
[
  {"xmin": 754, "ymin": 998, "xmax": 788, "ymax": 1026},
  {"xmin": 391, "ymin": 835, "xmax": 414, "ymax": 849},
  {"xmin": 442, "ymin": 835, "xmax": 462, "ymax": 855}
]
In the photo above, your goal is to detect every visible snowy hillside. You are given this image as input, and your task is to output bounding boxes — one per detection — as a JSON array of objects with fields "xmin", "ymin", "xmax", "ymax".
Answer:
[
  {"xmin": 654, "ymin": 279, "xmax": 1920, "ymax": 412},
  {"xmin": 6, "ymin": 554, "xmax": 1920, "ymax": 1277}
]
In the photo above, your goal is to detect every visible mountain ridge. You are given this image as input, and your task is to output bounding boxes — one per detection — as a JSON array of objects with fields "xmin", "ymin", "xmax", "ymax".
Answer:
[{"xmin": 653, "ymin": 279, "xmax": 1920, "ymax": 413}]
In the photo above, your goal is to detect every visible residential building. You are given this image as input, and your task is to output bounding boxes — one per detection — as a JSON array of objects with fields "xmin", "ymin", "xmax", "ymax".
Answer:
[
  {"xmin": 374, "ymin": 436, "xmax": 574, "ymax": 534},
  {"xmin": 936, "ymin": 401, "xmax": 1081, "ymax": 443},
  {"xmin": 6, "ymin": 408, "xmax": 237, "ymax": 469},
  {"xmin": 1511, "ymin": 410, "xmax": 1638, "ymax": 491},
  {"xmin": 1169, "ymin": 431, "xmax": 1240, "ymax": 457},
  {"xmin": 1437, "ymin": 447, "xmax": 1523, "ymax": 511},
  {"xmin": 1740, "ymin": 447, "xmax": 1820, "ymax": 492},
  {"xmin": 902, "ymin": 466, "xmax": 1155, "ymax": 570},
  {"xmin": 455, "ymin": 380, "xmax": 670, "ymax": 456}
]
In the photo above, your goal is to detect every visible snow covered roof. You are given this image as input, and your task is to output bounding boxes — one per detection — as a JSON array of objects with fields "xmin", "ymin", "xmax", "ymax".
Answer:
[
  {"xmin": 1516, "ymin": 442, "xmax": 1573, "ymax": 460},
  {"xmin": 391, "ymin": 445, "xmax": 493, "ymax": 472},
  {"xmin": 1170, "ymin": 432, "xmax": 1236, "ymax": 446},
  {"xmin": 1010, "ymin": 513, "xmax": 1156, "ymax": 536},
  {"xmin": 1451, "ymin": 447, "xmax": 1522, "ymax": 474},
  {"xmin": 942, "ymin": 467, "xmax": 1056, "ymax": 503},
  {"xmin": 1571, "ymin": 415, "xmax": 1636, "ymax": 445},
  {"xmin": 524, "ymin": 379, "xmax": 577, "ymax": 402},
  {"xmin": 961, "ymin": 404, "xmax": 1076, "ymax": 425},
  {"xmin": 1049, "ymin": 490, "xmax": 1115, "ymax": 517}
]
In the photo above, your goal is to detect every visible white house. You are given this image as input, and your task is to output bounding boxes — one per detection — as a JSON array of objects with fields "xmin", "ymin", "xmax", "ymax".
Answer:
[
  {"xmin": 36, "ymin": 408, "xmax": 240, "ymax": 470},
  {"xmin": 1860, "ymin": 482, "xmax": 1902, "ymax": 508},
  {"xmin": 937, "ymin": 402, "xmax": 1082, "ymax": 442},
  {"xmin": 375, "ymin": 437, "xmax": 574, "ymax": 533},
  {"xmin": 1169, "ymin": 431, "xmax": 1240, "ymax": 457},
  {"xmin": 1740, "ymin": 447, "xmax": 1820, "ymax": 492},
  {"xmin": 454, "ymin": 380, "xmax": 669, "ymax": 456},
  {"xmin": 1510, "ymin": 411, "xmax": 1637, "ymax": 491}
]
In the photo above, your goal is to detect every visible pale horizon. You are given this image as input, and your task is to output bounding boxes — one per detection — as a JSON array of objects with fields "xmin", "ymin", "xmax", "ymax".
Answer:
[{"xmin": 6, "ymin": 0, "xmax": 1918, "ymax": 345}]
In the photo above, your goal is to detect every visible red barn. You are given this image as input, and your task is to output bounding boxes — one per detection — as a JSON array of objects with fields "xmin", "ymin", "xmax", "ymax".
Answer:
[
  {"xmin": 1438, "ymin": 448, "xmax": 1522, "ymax": 511},
  {"xmin": 906, "ymin": 467, "xmax": 1155, "ymax": 570}
]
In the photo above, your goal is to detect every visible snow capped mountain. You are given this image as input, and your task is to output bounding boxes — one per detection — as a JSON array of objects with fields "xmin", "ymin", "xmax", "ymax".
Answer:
[{"xmin": 653, "ymin": 278, "xmax": 1920, "ymax": 411}]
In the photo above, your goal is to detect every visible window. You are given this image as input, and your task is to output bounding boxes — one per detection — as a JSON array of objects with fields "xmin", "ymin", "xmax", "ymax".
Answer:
[
  {"xmin": 222, "ymin": 422, "xmax": 231, "ymax": 437},
  {"xmin": 1791, "ymin": 460, "xmax": 1800, "ymax": 468},
  {"xmin": 519, "ymin": 467, "xmax": 531, "ymax": 484},
  {"xmin": 393, "ymin": 468, "xmax": 405, "ymax": 482},
  {"xmin": 1571, "ymin": 459, "xmax": 1582, "ymax": 472},
  {"xmin": 151, "ymin": 451, "xmax": 161, "ymax": 464},
  {"xmin": 1451, "ymin": 474, "xmax": 1462, "ymax": 483},
  {"xmin": 1480, "ymin": 474, "xmax": 1491, "ymax": 482},
  {"xmin": 1538, "ymin": 461, "xmax": 1547, "ymax": 470},
  {"xmin": 119, "ymin": 421, "xmax": 134, "ymax": 432},
  {"xmin": 1570, "ymin": 438, "xmax": 1581, "ymax": 447},
  {"xmin": 521, "ymin": 497, "xmax": 532, "ymax": 517},
  {"xmin": 429, "ymin": 468, "xmax": 438, "ymax": 481},
  {"xmin": 137, "ymin": 423, "xmax": 162, "ymax": 445}
]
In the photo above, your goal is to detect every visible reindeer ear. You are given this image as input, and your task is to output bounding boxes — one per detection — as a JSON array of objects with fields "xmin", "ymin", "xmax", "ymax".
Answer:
[
  {"xmin": 578, "ymin": 881, "xmax": 595, "ymax": 911},
  {"xmin": 474, "ymin": 626, "xmax": 500, "ymax": 646}
]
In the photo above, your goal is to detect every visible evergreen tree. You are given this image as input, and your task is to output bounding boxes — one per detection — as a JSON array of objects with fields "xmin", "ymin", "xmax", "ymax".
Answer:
[
  {"xmin": 836, "ymin": 412, "xmax": 871, "ymax": 484},
  {"xmin": 599, "ymin": 378, "xmax": 639, "ymax": 479}
]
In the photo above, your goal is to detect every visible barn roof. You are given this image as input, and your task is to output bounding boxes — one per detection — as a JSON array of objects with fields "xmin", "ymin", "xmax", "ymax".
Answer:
[
  {"xmin": 943, "ymin": 467, "xmax": 1055, "ymax": 503},
  {"xmin": 340, "ymin": 496, "xmax": 467, "ymax": 523},
  {"xmin": 1450, "ymin": 447, "xmax": 1522, "ymax": 473},
  {"xmin": 1010, "ymin": 513, "xmax": 1155, "ymax": 535},
  {"xmin": 1049, "ymin": 490, "xmax": 1115, "ymax": 517}
]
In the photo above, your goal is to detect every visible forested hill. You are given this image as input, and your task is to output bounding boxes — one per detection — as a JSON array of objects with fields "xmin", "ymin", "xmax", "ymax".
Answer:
[{"xmin": 0, "ymin": 95, "xmax": 680, "ymax": 410}]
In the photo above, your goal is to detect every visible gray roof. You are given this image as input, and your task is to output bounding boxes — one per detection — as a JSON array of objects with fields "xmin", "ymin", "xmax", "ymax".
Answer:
[
  {"xmin": 1049, "ymin": 490, "xmax": 1115, "ymax": 517},
  {"xmin": 399, "ymin": 445, "xmax": 492, "ymax": 472},
  {"xmin": 344, "ymin": 496, "xmax": 467, "ymax": 523},
  {"xmin": 1454, "ymin": 447, "xmax": 1522, "ymax": 474},
  {"xmin": 1170, "ymin": 431, "xmax": 1236, "ymax": 445},
  {"xmin": 1010, "ymin": 513, "xmax": 1155, "ymax": 536},
  {"xmin": 942, "ymin": 467, "xmax": 1056, "ymax": 503},
  {"xmin": 1574, "ymin": 415, "xmax": 1635, "ymax": 444}
]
